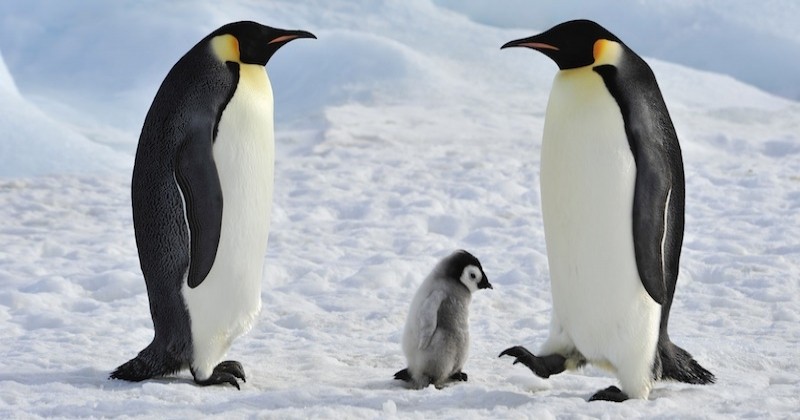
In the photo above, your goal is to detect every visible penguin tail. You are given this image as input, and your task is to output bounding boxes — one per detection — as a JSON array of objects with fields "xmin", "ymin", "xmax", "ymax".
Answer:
[
  {"xmin": 658, "ymin": 341, "xmax": 715, "ymax": 385},
  {"xmin": 110, "ymin": 342, "xmax": 183, "ymax": 382}
]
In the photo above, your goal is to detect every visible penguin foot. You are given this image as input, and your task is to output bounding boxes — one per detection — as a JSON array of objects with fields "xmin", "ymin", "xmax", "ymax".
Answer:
[
  {"xmin": 449, "ymin": 371, "xmax": 468, "ymax": 382},
  {"xmin": 499, "ymin": 346, "xmax": 566, "ymax": 378},
  {"xmin": 394, "ymin": 368, "xmax": 412, "ymax": 382},
  {"xmin": 589, "ymin": 386, "xmax": 629, "ymax": 402},
  {"xmin": 192, "ymin": 361, "xmax": 246, "ymax": 390},
  {"xmin": 215, "ymin": 360, "xmax": 246, "ymax": 383}
]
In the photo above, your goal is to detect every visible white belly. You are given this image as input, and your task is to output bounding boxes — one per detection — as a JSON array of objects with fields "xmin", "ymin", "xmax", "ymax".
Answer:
[
  {"xmin": 540, "ymin": 68, "xmax": 660, "ymax": 367},
  {"xmin": 183, "ymin": 64, "xmax": 275, "ymax": 376}
]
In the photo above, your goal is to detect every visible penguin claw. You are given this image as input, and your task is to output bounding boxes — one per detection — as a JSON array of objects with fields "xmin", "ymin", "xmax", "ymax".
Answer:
[
  {"xmin": 215, "ymin": 360, "xmax": 246, "ymax": 382},
  {"xmin": 449, "ymin": 371, "xmax": 468, "ymax": 382},
  {"xmin": 194, "ymin": 371, "xmax": 241, "ymax": 390},
  {"xmin": 498, "ymin": 345, "xmax": 531, "ymax": 359},
  {"xmin": 192, "ymin": 361, "xmax": 246, "ymax": 389},
  {"xmin": 499, "ymin": 346, "xmax": 566, "ymax": 379},
  {"xmin": 499, "ymin": 346, "xmax": 544, "ymax": 375},
  {"xmin": 394, "ymin": 368, "xmax": 412, "ymax": 382},
  {"xmin": 589, "ymin": 385, "xmax": 629, "ymax": 402}
]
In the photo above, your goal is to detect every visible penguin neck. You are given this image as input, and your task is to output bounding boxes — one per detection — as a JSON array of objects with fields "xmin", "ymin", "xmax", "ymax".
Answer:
[
  {"xmin": 549, "ymin": 65, "xmax": 606, "ymax": 107},
  {"xmin": 238, "ymin": 64, "xmax": 272, "ymax": 99}
]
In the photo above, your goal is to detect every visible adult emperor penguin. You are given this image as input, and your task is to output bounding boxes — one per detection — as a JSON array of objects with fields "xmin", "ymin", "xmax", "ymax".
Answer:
[
  {"xmin": 498, "ymin": 20, "xmax": 714, "ymax": 401},
  {"xmin": 394, "ymin": 250, "xmax": 492, "ymax": 389},
  {"xmin": 110, "ymin": 21, "xmax": 315, "ymax": 389}
]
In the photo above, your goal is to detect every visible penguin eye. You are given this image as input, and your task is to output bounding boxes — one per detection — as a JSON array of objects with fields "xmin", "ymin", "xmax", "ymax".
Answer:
[{"xmin": 469, "ymin": 272, "xmax": 477, "ymax": 281}]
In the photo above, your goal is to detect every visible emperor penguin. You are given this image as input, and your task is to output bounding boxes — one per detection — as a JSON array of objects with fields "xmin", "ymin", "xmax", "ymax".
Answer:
[
  {"xmin": 110, "ymin": 21, "xmax": 315, "ymax": 389},
  {"xmin": 498, "ymin": 20, "xmax": 714, "ymax": 401},
  {"xmin": 394, "ymin": 250, "xmax": 492, "ymax": 389}
]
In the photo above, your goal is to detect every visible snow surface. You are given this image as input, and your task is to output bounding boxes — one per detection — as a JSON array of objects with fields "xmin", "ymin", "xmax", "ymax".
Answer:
[{"xmin": 1, "ymin": 0, "xmax": 799, "ymax": 418}]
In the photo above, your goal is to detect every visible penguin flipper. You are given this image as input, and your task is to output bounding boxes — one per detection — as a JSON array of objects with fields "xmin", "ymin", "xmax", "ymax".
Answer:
[
  {"xmin": 595, "ymin": 63, "xmax": 684, "ymax": 306},
  {"xmin": 630, "ymin": 164, "xmax": 673, "ymax": 305},
  {"xmin": 175, "ymin": 119, "xmax": 224, "ymax": 289},
  {"xmin": 417, "ymin": 290, "xmax": 446, "ymax": 350}
]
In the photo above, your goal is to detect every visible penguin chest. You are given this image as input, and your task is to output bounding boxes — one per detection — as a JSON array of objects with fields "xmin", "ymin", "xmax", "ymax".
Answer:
[
  {"xmin": 540, "ymin": 68, "xmax": 659, "ymax": 357},
  {"xmin": 183, "ymin": 65, "xmax": 275, "ymax": 343}
]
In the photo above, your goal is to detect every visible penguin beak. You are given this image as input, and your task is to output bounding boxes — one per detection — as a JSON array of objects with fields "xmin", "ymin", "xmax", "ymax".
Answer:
[
  {"xmin": 269, "ymin": 29, "xmax": 317, "ymax": 45},
  {"xmin": 501, "ymin": 36, "xmax": 558, "ymax": 52},
  {"xmin": 478, "ymin": 275, "xmax": 493, "ymax": 290}
]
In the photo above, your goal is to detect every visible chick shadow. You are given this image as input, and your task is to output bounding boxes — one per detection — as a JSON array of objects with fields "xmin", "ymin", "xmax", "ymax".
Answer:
[{"xmin": 359, "ymin": 376, "xmax": 538, "ymax": 411}]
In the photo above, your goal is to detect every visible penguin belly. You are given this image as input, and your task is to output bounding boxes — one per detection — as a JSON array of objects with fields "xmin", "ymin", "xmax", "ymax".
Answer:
[
  {"xmin": 539, "ymin": 68, "xmax": 661, "ymax": 397},
  {"xmin": 182, "ymin": 64, "xmax": 275, "ymax": 380}
]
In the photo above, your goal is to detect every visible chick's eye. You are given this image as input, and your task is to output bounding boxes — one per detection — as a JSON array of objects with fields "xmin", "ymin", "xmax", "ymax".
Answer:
[{"xmin": 469, "ymin": 272, "xmax": 477, "ymax": 280}]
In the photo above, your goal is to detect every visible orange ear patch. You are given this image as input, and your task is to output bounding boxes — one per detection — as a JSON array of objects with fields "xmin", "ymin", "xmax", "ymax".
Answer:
[
  {"xmin": 592, "ymin": 39, "xmax": 622, "ymax": 65},
  {"xmin": 593, "ymin": 39, "xmax": 608, "ymax": 61},
  {"xmin": 211, "ymin": 34, "xmax": 241, "ymax": 63}
]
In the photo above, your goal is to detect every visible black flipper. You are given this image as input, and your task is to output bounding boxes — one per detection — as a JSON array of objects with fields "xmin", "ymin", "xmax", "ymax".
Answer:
[
  {"xmin": 174, "ymin": 118, "xmax": 223, "ymax": 289},
  {"xmin": 589, "ymin": 385, "xmax": 629, "ymax": 402},
  {"xmin": 394, "ymin": 368, "xmax": 411, "ymax": 382},
  {"xmin": 499, "ymin": 346, "xmax": 567, "ymax": 378},
  {"xmin": 594, "ymin": 59, "xmax": 686, "ymax": 306}
]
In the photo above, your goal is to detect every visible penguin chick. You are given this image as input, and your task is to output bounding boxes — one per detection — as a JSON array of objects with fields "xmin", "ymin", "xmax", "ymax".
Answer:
[
  {"xmin": 394, "ymin": 250, "xmax": 492, "ymax": 389},
  {"xmin": 110, "ymin": 21, "xmax": 315, "ymax": 389}
]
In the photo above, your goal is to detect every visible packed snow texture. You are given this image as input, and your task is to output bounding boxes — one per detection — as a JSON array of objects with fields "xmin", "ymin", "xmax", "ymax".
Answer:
[{"xmin": 1, "ymin": 1, "xmax": 798, "ymax": 418}]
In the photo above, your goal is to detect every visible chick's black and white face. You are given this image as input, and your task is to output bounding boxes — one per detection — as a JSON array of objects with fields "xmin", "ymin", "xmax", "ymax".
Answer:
[{"xmin": 459, "ymin": 264, "xmax": 492, "ymax": 293}]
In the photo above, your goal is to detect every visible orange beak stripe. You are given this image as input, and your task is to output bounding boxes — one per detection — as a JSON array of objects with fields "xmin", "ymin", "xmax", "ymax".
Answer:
[
  {"xmin": 521, "ymin": 42, "xmax": 559, "ymax": 51},
  {"xmin": 269, "ymin": 35, "xmax": 299, "ymax": 44}
]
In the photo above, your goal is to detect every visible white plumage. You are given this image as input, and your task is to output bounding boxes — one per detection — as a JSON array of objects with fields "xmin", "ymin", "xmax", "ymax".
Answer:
[{"xmin": 181, "ymin": 63, "xmax": 275, "ymax": 381}]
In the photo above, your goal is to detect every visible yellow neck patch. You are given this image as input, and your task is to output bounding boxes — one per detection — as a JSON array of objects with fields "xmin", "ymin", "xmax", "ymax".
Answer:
[
  {"xmin": 592, "ymin": 39, "xmax": 623, "ymax": 66},
  {"xmin": 211, "ymin": 34, "xmax": 240, "ymax": 63}
]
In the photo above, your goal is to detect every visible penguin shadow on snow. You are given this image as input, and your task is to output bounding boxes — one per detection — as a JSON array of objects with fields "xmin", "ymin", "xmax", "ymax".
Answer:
[
  {"xmin": 393, "ymin": 389, "xmax": 537, "ymax": 412},
  {"xmin": 0, "ymin": 368, "xmax": 182, "ymax": 389},
  {"xmin": 501, "ymin": 371, "xmax": 701, "ymax": 403},
  {"xmin": 359, "ymin": 378, "xmax": 538, "ymax": 412},
  {"xmin": 105, "ymin": 373, "xmax": 199, "ymax": 388}
]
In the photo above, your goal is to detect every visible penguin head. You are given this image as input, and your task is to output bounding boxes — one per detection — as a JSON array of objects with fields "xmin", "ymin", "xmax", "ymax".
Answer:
[
  {"xmin": 501, "ymin": 19, "xmax": 624, "ymax": 70},
  {"xmin": 209, "ymin": 21, "xmax": 316, "ymax": 66},
  {"xmin": 443, "ymin": 250, "xmax": 492, "ymax": 293}
]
